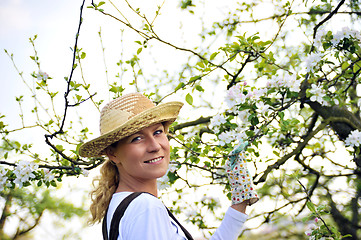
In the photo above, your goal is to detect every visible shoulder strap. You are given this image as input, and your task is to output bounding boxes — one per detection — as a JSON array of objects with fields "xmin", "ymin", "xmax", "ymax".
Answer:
[
  {"xmin": 102, "ymin": 192, "xmax": 194, "ymax": 240},
  {"xmin": 102, "ymin": 192, "xmax": 143, "ymax": 240},
  {"xmin": 166, "ymin": 208, "xmax": 194, "ymax": 240}
]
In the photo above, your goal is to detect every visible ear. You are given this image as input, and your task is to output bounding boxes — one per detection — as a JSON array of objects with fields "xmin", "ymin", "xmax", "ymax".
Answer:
[{"xmin": 105, "ymin": 146, "xmax": 118, "ymax": 163}]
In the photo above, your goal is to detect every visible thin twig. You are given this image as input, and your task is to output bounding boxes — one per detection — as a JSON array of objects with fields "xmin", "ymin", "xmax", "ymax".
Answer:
[{"xmin": 313, "ymin": 0, "xmax": 346, "ymax": 39}]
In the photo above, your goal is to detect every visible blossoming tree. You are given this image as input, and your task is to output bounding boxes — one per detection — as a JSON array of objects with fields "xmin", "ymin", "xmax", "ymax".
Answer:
[{"xmin": 2, "ymin": 0, "xmax": 361, "ymax": 239}]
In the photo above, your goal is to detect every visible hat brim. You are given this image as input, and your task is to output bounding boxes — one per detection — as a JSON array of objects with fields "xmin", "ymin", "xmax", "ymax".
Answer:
[{"xmin": 79, "ymin": 101, "xmax": 183, "ymax": 157}]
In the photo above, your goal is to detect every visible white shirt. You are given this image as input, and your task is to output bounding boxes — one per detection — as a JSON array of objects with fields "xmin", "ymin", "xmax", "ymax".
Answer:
[{"xmin": 106, "ymin": 192, "xmax": 248, "ymax": 240}]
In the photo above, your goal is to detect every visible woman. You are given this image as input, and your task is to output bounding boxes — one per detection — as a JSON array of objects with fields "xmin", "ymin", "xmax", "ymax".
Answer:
[{"xmin": 80, "ymin": 93, "xmax": 258, "ymax": 239}]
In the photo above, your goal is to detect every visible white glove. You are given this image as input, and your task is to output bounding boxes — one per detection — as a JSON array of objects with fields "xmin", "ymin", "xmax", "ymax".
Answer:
[{"xmin": 225, "ymin": 141, "xmax": 259, "ymax": 206}]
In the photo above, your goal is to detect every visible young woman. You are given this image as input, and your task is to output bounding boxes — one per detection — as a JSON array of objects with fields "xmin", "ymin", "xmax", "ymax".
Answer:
[{"xmin": 80, "ymin": 93, "xmax": 258, "ymax": 239}]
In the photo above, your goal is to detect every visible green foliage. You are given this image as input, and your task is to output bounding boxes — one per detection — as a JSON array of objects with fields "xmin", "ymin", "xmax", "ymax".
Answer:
[
  {"xmin": 0, "ymin": 185, "xmax": 86, "ymax": 239},
  {"xmin": 3, "ymin": 0, "xmax": 361, "ymax": 238}
]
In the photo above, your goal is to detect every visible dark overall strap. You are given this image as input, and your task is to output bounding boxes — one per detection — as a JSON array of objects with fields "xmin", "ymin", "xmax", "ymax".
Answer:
[
  {"xmin": 102, "ymin": 192, "xmax": 194, "ymax": 240},
  {"xmin": 166, "ymin": 208, "xmax": 194, "ymax": 240},
  {"xmin": 102, "ymin": 192, "xmax": 143, "ymax": 240}
]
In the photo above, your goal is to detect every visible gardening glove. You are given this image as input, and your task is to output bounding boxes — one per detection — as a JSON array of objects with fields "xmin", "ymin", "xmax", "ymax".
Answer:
[{"xmin": 225, "ymin": 140, "xmax": 259, "ymax": 206}]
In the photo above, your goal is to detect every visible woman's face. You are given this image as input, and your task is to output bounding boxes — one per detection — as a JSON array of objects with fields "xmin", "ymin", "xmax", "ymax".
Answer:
[{"xmin": 109, "ymin": 123, "xmax": 170, "ymax": 183}]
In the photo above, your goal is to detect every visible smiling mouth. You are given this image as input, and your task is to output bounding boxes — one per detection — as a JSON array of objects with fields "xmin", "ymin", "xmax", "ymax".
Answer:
[{"xmin": 144, "ymin": 157, "xmax": 163, "ymax": 163}]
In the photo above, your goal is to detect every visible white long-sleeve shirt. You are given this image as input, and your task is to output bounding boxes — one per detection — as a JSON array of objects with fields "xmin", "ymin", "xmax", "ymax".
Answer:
[{"xmin": 106, "ymin": 192, "xmax": 248, "ymax": 240}]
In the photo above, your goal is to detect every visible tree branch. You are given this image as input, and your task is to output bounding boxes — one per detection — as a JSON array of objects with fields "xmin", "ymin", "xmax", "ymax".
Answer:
[
  {"xmin": 313, "ymin": 0, "xmax": 346, "ymax": 39},
  {"xmin": 255, "ymin": 119, "xmax": 329, "ymax": 184}
]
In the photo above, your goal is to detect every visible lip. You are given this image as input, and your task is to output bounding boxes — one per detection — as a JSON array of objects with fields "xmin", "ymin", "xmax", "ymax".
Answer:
[{"xmin": 144, "ymin": 156, "xmax": 164, "ymax": 164}]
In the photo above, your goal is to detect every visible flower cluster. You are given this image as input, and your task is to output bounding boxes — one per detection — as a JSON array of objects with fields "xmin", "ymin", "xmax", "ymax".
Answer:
[
  {"xmin": 13, "ymin": 160, "xmax": 39, "ymax": 188},
  {"xmin": 36, "ymin": 71, "xmax": 49, "ymax": 81},
  {"xmin": 157, "ymin": 164, "xmax": 178, "ymax": 190},
  {"xmin": 185, "ymin": 208, "xmax": 198, "ymax": 220},
  {"xmin": 305, "ymin": 221, "xmax": 318, "ymax": 238},
  {"xmin": 211, "ymin": 77, "xmax": 302, "ymax": 146},
  {"xmin": 345, "ymin": 129, "xmax": 361, "ymax": 147},
  {"xmin": 304, "ymin": 53, "xmax": 323, "ymax": 73},
  {"xmin": 0, "ymin": 167, "xmax": 9, "ymax": 191},
  {"xmin": 314, "ymin": 27, "xmax": 361, "ymax": 49},
  {"xmin": 225, "ymin": 83, "xmax": 247, "ymax": 111},
  {"xmin": 308, "ymin": 84, "xmax": 327, "ymax": 106},
  {"xmin": 209, "ymin": 113, "xmax": 227, "ymax": 133},
  {"xmin": 81, "ymin": 168, "xmax": 90, "ymax": 177},
  {"xmin": 267, "ymin": 72, "xmax": 301, "ymax": 92},
  {"xmin": 43, "ymin": 169, "xmax": 55, "ymax": 182},
  {"xmin": 305, "ymin": 218, "xmax": 333, "ymax": 240},
  {"xmin": 218, "ymin": 130, "xmax": 247, "ymax": 146}
]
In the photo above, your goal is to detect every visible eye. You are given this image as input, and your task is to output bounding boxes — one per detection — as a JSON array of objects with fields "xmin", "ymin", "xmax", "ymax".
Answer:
[
  {"xmin": 154, "ymin": 129, "xmax": 164, "ymax": 136},
  {"xmin": 130, "ymin": 136, "xmax": 142, "ymax": 143}
]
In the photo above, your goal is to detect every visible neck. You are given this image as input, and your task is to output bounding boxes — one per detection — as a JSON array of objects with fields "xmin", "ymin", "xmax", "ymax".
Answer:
[{"xmin": 116, "ymin": 178, "xmax": 158, "ymax": 197}]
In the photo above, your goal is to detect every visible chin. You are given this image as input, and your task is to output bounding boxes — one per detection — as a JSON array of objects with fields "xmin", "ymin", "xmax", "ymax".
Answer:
[{"xmin": 156, "ymin": 168, "xmax": 168, "ymax": 179}]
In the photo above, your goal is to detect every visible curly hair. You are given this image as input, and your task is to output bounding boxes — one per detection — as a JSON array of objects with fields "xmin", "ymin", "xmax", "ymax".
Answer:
[{"xmin": 89, "ymin": 159, "xmax": 119, "ymax": 224}]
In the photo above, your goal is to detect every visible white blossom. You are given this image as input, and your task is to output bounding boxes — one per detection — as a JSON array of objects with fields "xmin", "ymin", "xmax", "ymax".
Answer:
[
  {"xmin": 314, "ymin": 27, "xmax": 361, "ymax": 49},
  {"xmin": 36, "ymin": 71, "xmax": 49, "ymax": 81},
  {"xmin": 225, "ymin": 84, "xmax": 247, "ymax": 110},
  {"xmin": 305, "ymin": 53, "xmax": 323, "ymax": 73},
  {"xmin": 267, "ymin": 75, "xmax": 283, "ymax": 88},
  {"xmin": 184, "ymin": 131, "xmax": 197, "ymax": 140},
  {"xmin": 218, "ymin": 131, "xmax": 234, "ymax": 146},
  {"xmin": 0, "ymin": 167, "xmax": 9, "ymax": 191},
  {"xmin": 256, "ymin": 101, "xmax": 269, "ymax": 116},
  {"xmin": 185, "ymin": 209, "xmax": 198, "ymax": 220},
  {"xmin": 305, "ymin": 223, "xmax": 317, "ymax": 237},
  {"xmin": 247, "ymin": 88, "xmax": 267, "ymax": 101},
  {"xmin": 157, "ymin": 174, "xmax": 170, "ymax": 190},
  {"xmin": 209, "ymin": 113, "xmax": 227, "ymax": 132},
  {"xmin": 345, "ymin": 129, "xmax": 361, "ymax": 147},
  {"xmin": 43, "ymin": 169, "xmax": 55, "ymax": 182},
  {"xmin": 331, "ymin": 27, "xmax": 360, "ymax": 46},
  {"xmin": 81, "ymin": 168, "xmax": 89, "ymax": 177},
  {"xmin": 13, "ymin": 160, "xmax": 39, "ymax": 188},
  {"xmin": 266, "ymin": 73, "xmax": 300, "ymax": 93},
  {"xmin": 218, "ymin": 129, "xmax": 246, "ymax": 146},
  {"xmin": 285, "ymin": 73, "xmax": 302, "ymax": 92},
  {"xmin": 309, "ymin": 84, "xmax": 327, "ymax": 105},
  {"xmin": 168, "ymin": 164, "xmax": 178, "ymax": 173},
  {"xmin": 314, "ymin": 29, "xmax": 327, "ymax": 49},
  {"xmin": 200, "ymin": 195, "xmax": 219, "ymax": 205},
  {"xmin": 236, "ymin": 109, "xmax": 250, "ymax": 125}
]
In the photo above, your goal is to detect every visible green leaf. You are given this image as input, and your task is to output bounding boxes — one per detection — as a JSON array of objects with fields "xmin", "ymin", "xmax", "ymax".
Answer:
[
  {"xmin": 76, "ymin": 94, "xmax": 82, "ymax": 102},
  {"xmin": 189, "ymin": 75, "xmax": 201, "ymax": 82},
  {"xmin": 341, "ymin": 62, "xmax": 349, "ymax": 71},
  {"xmin": 306, "ymin": 201, "xmax": 316, "ymax": 213},
  {"xmin": 195, "ymin": 85, "xmax": 204, "ymax": 92},
  {"xmin": 137, "ymin": 48, "xmax": 142, "ymax": 55},
  {"xmin": 175, "ymin": 82, "xmax": 185, "ymax": 91},
  {"xmin": 185, "ymin": 93, "xmax": 193, "ymax": 105},
  {"xmin": 80, "ymin": 52, "xmax": 86, "ymax": 59},
  {"xmin": 50, "ymin": 180, "xmax": 57, "ymax": 187},
  {"xmin": 196, "ymin": 61, "xmax": 205, "ymax": 68},
  {"xmin": 210, "ymin": 52, "xmax": 219, "ymax": 60},
  {"xmin": 98, "ymin": 1, "xmax": 105, "ymax": 7}
]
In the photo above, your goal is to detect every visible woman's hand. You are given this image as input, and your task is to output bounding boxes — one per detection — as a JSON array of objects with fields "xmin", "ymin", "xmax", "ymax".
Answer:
[{"xmin": 225, "ymin": 141, "xmax": 259, "ymax": 208}]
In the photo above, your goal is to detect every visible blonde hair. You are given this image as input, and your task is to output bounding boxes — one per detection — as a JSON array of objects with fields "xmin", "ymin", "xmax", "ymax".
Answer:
[{"xmin": 89, "ymin": 159, "xmax": 119, "ymax": 224}]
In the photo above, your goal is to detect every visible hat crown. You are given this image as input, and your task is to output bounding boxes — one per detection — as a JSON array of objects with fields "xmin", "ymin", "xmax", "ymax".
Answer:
[{"xmin": 99, "ymin": 93, "xmax": 155, "ymax": 135}]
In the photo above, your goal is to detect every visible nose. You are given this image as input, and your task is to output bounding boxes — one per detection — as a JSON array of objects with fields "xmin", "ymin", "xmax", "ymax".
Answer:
[{"xmin": 146, "ymin": 135, "xmax": 161, "ymax": 153}]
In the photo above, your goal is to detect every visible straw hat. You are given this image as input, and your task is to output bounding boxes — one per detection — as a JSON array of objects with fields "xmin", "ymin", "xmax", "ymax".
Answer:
[{"xmin": 79, "ymin": 93, "xmax": 183, "ymax": 157}]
